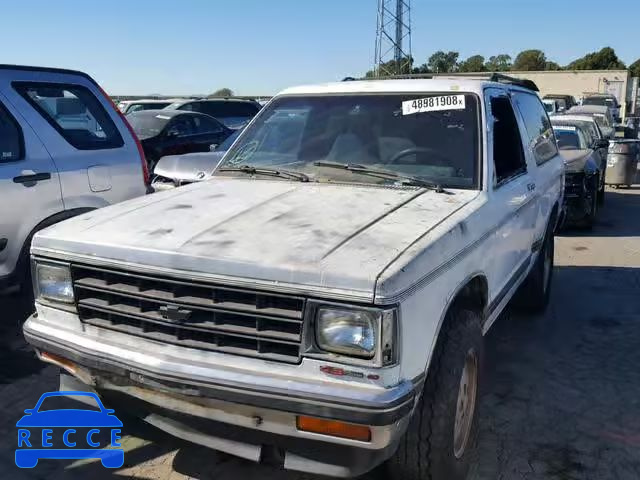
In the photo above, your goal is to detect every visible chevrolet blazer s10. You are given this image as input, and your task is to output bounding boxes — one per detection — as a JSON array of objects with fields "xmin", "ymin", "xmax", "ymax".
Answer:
[{"xmin": 24, "ymin": 75, "xmax": 564, "ymax": 479}]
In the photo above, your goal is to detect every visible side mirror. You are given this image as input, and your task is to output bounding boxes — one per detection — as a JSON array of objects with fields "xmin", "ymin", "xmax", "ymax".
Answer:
[
  {"xmin": 24, "ymin": 409, "xmax": 34, "ymax": 415},
  {"xmin": 594, "ymin": 139, "xmax": 609, "ymax": 149},
  {"xmin": 166, "ymin": 129, "xmax": 179, "ymax": 138}
]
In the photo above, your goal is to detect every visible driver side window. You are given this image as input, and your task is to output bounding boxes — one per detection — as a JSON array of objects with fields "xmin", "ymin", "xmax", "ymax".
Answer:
[
  {"xmin": 489, "ymin": 95, "xmax": 527, "ymax": 186},
  {"xmin": 166, "ymin": 116, "xmax": 194, "ymax": 137}
]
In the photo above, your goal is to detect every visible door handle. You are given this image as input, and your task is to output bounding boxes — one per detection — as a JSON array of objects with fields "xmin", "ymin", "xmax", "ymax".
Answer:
[{"xmin": 13, "ymin": 172, "xmax": 51, "ymax": 185}]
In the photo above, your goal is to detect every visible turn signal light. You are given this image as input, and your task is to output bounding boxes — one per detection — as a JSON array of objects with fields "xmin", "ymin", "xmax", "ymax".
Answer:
[
  {"xmin": 40, "ymin": 351, "xmax": 77, "ymax": 374},
  {"xmin": 296, "ymin": 416, "xmax": 371, "ymax": 442}
]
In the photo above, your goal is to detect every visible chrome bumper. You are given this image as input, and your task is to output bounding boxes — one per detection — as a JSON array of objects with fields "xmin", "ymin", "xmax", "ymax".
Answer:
[{"xmin": 24, "ymin": 311, "xmax": 418, "ymax": 476}]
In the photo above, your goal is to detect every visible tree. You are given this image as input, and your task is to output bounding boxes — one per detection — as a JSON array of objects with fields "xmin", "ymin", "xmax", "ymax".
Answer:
[
  {"xmin": 512, "ymin": 50, "xmax": 547, "ymax": 71},
  {"xmin": 567, "ymin": 47, "xmax": 626, "ymax": 70},
  {"xmin": 209, "ymin": 88, "xmax": 234, "ymax": 97},
  {"xmin": 545, "ymin": 61, "xmax": 562, "ymax": 71},
  {"xmin": 458, "ymin": 55, "xmax": 486, "ymax": 73},
  {"xmin": 427, "ymin": 51, "xmax": 459, "ymax": 73},
  {"xmin": 630, "ymin": 59, "xmax": 640, "ymax": 78},
  {"xmin": 485, "ymin": 54, "xmax": 512, "ymax": 72},
  {"xmin": 365, "ymin": 57, "xmax": 414, "ymax": 77}
]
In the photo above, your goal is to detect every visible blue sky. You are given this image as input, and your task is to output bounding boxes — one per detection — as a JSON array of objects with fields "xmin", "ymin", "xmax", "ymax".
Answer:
[{"xmin": 1, "ymin": 0, "xmax": 637, "ymax": 96}]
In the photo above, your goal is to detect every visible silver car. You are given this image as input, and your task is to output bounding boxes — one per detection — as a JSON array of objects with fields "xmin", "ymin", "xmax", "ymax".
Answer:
[
  {"xmin": 151, "ymin": 128, "xmax": 243, "ymax": 190},
  {"xmin": 0, "ymin": 65, "xmax": 148, "ymax": 293}
]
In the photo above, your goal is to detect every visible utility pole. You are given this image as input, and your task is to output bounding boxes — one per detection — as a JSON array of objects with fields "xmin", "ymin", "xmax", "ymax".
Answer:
[{"xmin": 374, "ymin": 0, "xmax": 412, "ymax": 77}]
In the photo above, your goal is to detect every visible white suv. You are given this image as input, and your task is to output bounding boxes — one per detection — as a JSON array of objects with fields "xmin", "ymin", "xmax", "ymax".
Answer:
[
  {"xmin": 0, "ymin": 65, "xmax": 148, "ymax": 293},
  {"xmin": 24, "ymin": 75, "xmax": 564, "ymax": 479}
]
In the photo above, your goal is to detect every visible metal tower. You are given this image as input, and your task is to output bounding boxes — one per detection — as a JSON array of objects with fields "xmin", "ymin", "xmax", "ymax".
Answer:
[{"xmin": 374, "ymin": 0, "xmax": 412, "ymax": 77}]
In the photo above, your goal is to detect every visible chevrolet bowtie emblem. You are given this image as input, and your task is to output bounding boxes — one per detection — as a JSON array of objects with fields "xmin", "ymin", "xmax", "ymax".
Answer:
[{"xmin": 159, "ymin": 305, "xmax": 192, "ymax": 322}]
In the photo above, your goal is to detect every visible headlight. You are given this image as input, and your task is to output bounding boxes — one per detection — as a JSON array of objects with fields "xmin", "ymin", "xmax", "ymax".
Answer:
[
  {"xmin": 316, "ymin": 308, "xmax": 377, "ymax": 358},
  {"xmin": 314, "ymin": 306, "xmax": 398, "ymax": 365},
  {"xmin": 35, "ymin": 262, "xmax": 74, "ymax": 304}
]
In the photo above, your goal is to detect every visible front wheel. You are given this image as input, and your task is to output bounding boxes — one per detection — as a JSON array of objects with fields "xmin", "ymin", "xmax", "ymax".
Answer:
[{"xmin": 386, "ymin": 307, "xmax": 483, "ymax": 480}]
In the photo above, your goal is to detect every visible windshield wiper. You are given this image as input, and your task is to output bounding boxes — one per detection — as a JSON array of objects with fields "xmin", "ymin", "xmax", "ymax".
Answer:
[
  {"xmin": 218, "ymin": 164, "xmax": 309, "ymax": 182},
  {"xmin": 313, "ymin": 161, "xmax": 445, "ymax": 192}
]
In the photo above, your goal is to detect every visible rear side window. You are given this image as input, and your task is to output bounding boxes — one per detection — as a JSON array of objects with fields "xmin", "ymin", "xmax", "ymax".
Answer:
[
  {"xmin": 201, "ymin": 102, "xmax": 259, "ymax": 118},
  {"xmin": 14, "ymin": 82, "xmax": 124, "ymax": 150},
  {"xmin": 0, "ymin": 102, "xmax": 23, "ymax": 162},
  {"xmin": 193, "ymin": 115, "xmax": 224, "ymax": 134},
  {"xmin": 512, "ymin": 92, "xmax": 557, "ymax": 165}
]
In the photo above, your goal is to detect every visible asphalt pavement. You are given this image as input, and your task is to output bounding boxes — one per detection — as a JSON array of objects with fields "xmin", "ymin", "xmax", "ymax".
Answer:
[{"xmin": 1, "ymin": 186, "xmax": 639, "ymax": 480}]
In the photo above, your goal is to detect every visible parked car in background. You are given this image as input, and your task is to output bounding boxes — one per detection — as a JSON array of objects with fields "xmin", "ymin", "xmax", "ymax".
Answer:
[
  {"xmin": 164, "ymin": 98, "xmax": 261, "ymax": 129},
  {"xmin": 543, "ymin": 98, "xmax": 561, "ymax": 114},
  {"xmin": 543, "ymin": 94, "xmax": 577, "ymax": 111},
  {"xmin": 151, "ymin": 127, "xmax": 243, "ymax": 190},
  {"xmin": 582, "ymin": 94, "xmax": 621, "ymax": 122},
  {"xmin": 567, "ymin": 105, "xmax": 616, "ymax": 139},
  {"xmin": 24, "ymin": 75, "xmax": 565, "ymax": 479},
  {"xmin": 117, "ymin": 99, "xmax": 179, "ymax": 115},
  {"xmin": 551, "ymin": 114, "xmax": 609, "ymax": 204},
  {"xmin": 0, "ymin": 64, "xmax": 148, "ymax": 293},
  {"xmin": 551, "ymin": 124, "xmax": 601, "ymax": 228},
  {"xmin": 127, "ymin": 110, "xmax": 233, "ymax": 169}
]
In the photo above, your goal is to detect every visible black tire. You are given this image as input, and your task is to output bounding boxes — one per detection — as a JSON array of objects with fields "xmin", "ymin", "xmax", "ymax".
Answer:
[
  {"xmin": 386, "ymin": 307, "xmax": 484, "ymax": 480},
  {"xmin": 582, "ymin": 187, "xmax": 598, "ymax": 230},
  {"xmin": 597, "ymin": 184, "xmax": 605, "ymax": 206},
  {"xmin": 516, "ymin": 221, "xmax": 554, "ymax": 313}
]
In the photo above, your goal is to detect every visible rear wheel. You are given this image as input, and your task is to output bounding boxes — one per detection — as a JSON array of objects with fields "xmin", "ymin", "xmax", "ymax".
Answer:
[
  {"xmin": 516, "ymin": 220, "xmax": 554, "ymax": 313},
  {"xmin": 582, "ymin": 186, "xmax": 598, "ymax": 229},
  {"xmin": 597, "ymin": 183, "xmax": 605, "ymax": 206},
  {"xmin": 386, "ymin": 307, "xmax": 483, "ymax": 480}
]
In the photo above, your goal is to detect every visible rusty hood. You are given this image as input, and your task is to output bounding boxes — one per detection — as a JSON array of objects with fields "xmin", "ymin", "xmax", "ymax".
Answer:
[{"xmin": 33, "ymin": 178, "xmax": 478, "ymax": 301}]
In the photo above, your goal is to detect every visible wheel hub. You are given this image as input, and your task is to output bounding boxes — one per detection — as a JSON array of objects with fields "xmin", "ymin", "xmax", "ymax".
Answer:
[{"xmin": 453, "ymin": 349, "xmax": 478, "ymax": 459}]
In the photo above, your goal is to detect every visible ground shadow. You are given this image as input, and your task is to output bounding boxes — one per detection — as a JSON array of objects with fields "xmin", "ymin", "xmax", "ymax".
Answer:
[
  {"xmin": 558, "ymin": 188, "xmax": 640, "ymax": 238},
  {"xmin": 0, "ymin": 293, "xmax": 43, "ymax": 384}
]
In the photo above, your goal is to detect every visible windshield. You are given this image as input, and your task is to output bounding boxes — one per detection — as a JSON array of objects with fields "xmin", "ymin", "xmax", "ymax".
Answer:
[
  {"xmin": 36, "ymin": 395, "xmax": 101, "ymax": 412},
  {"xmin": 584, "ymin": 97, "xmax": 616, "ymax": 108},
  {"xmin": 127, "ymin": 102, "xmax": 171, "ymax": 114},
  {"xmin": 128, "ymin": 113, "xmax": 171, "ymax": 139},
  {"xmin": 593, "ymin": 114, "xmax": 609, "ymax": 127},
  {"xmin": 217, "ymin": 128, "xmax": 243, "ymax": 151},
  {"xmin": 553, "ymin": 126, "xmax": 587, "ymax": 150},
  {"xmin": 217, "ymin": 94, "xmax": 480, "ymax": 189}
]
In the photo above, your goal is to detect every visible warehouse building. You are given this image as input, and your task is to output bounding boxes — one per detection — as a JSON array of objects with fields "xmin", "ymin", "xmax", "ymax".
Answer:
[{"xmin": 506, "ymin": 70, "xmax": 636, "ymax": 117}]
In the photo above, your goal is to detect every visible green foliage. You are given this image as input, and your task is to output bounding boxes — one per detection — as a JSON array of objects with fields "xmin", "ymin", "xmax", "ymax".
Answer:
[
  {"xmin": 512, "ymin": 50, "xmax": 547, "ymax": 71},
  {"xmin": 427, "ymin": 51, "xmax": 459, "ymax": 73},
  {"xmin": 485, "ymin": 54, "xmax": 512, "ymax": 72},
  {"xmin": 458, "ymin": 55, "xmax": 486, "ymax": 73},
  {"xmin": 363, "ymin": 48, "xmax": 630, "ymax": 78},
  {"xmin": 209, "ymin": 88, "xmax": 234, "ymax": 98},
  {"xmin": 365, "ymin": 57, "xmax": 414, "ymax": 77},
  {"xmin": 567, "ymin": 47, "xmax": 626, "ymax": 70}
]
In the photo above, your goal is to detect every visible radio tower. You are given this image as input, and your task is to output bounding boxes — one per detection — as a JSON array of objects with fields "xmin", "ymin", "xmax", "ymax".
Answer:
[{"xmin": 374, "ymin": 0, "xmax": 412, "ymax": 77}]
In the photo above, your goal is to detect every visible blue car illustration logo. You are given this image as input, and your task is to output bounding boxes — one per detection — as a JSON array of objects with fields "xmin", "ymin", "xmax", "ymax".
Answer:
[{"xmin": 16, "ymin": 391, "xmax": 124, "ymax": 468}]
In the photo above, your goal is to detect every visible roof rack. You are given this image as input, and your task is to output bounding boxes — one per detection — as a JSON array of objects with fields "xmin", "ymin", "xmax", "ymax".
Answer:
[{"xmin": 362, "ymin": 72, "xmax": 539, "ymax": 92}]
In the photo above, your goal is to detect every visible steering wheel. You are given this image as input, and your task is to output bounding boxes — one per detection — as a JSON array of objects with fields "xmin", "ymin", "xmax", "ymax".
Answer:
[{"xmin": 386, "ymin": 147, "xmax": 451, "ymax": 166}]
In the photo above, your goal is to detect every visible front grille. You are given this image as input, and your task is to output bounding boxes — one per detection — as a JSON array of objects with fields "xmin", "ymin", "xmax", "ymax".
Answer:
[{"xmin": 71, "ymin": 264, "xmax": 305, "ymax": 364}]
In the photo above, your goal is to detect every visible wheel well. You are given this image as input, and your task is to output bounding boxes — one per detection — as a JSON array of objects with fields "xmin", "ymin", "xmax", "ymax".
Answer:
[
  {"xmin": 452, "ymin": 275, "xmax": 488, "ymax": 315},
  {"xmin": 14, "ymin": 207, "xmax": 96, "ymax": 282}
]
